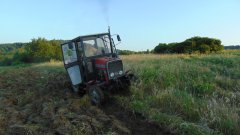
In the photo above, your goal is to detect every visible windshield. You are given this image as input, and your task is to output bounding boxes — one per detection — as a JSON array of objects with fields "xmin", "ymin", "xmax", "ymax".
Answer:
[{"xmin": 82, "ymin": 35, "xmax": 112, "ymax": 57}]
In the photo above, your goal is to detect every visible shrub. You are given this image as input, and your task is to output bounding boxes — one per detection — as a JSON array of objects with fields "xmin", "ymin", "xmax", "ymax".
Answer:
[
  {"xmin": 154, "ymin": 43, "xmax": 169, "ymax": 53},
  {"xmin": 154, "ymin": 37, "xmax": 224, "ymax": 54},
  {"xmin": 0, "ymin": 57, "xmax": 13, "ymax": 66},
  {"xmin": 12, "ymin": 49, "xmax": 33, "ymax": 63},
  {"xmin": 199, "ymin": 44, "xmax": 211, "ymax": 54}
]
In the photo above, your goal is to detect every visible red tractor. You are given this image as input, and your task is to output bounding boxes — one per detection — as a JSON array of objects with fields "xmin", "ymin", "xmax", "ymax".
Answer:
[{"xmin": 61, "ymin": 28, "xmax": 133, "ymax": 105}]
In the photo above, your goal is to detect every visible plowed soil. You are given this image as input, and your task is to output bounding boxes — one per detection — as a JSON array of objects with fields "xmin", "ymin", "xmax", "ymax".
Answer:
[{"xmin": 0, "ymin": 67, "xmax": 166, "ymax": 135}]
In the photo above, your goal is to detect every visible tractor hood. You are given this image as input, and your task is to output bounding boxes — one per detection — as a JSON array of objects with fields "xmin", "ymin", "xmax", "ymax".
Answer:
[
  {"xmin": 95, "ymin": 57, "xmax": 124, "ymax": 80},
  {"xmin": 95, "ymin": 57, "xmax": 119, "ymax": 68}
]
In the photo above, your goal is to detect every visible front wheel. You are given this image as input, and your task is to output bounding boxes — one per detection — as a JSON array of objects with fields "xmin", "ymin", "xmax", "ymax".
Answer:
[
  {"xmin": 88, "ymin": 85, "xmax": 104, "ymax": 106},
  {"xmin": 72, "ymin": 85, "xmax": 79, "ymax": 93}
]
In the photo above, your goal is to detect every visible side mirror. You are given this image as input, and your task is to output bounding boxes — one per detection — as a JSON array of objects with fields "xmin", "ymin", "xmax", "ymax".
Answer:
[{"xmin": 117, "ymin": 35, "xmax": 121, "ymax": 42}]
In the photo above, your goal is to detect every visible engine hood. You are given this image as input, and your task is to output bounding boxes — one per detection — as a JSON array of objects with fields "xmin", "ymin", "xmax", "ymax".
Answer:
[
  {"xmin": 94, "ymin": 57, "xmax": 124, "ymax": 81},
  {"xmin": 95, "ymin": 57, "xmax": 120, "ymax": 68}
]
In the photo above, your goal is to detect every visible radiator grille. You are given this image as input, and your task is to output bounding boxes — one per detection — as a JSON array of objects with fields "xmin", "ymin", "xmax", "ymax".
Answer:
[{"xmin": 107, "ymin": 60, "xmax": 123, "ymax": 79}]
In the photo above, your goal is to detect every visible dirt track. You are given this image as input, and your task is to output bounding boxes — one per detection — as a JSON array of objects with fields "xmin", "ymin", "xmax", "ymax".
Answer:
[
  {"xmin": 0, "ymin": 68, "xmax": 167, "ymax": 135},
  {"xmin": 102, "ymin": 99, "xmax": 168, "ymax": 135}
]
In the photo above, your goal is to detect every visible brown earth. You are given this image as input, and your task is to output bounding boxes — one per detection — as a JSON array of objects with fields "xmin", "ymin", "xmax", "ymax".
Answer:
[{"xmin": 0, "ymin": 68, "xmax": 167, "ymax": 135}]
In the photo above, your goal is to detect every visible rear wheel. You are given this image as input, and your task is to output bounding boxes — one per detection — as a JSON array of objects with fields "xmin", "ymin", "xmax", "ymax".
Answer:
[{"xmin": 88, "ymin": 85, "xmax": 104, "ymax": 106}]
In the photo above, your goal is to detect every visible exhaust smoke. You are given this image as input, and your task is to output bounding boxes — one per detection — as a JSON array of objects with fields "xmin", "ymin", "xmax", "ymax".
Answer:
[{"xmin": 97, "ymin": 0, "xmax": 111, "ymax": 25}]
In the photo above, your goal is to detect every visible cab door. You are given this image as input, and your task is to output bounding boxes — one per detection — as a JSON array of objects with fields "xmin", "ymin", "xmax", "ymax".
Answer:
[{"xmin": 61, "ymin": 42, "xmax": 82, "ymax": 86}]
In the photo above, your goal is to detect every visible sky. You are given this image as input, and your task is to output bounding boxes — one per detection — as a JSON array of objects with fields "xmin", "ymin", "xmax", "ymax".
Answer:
[{"xmin": 0, "ymin": 0, "xmax": 240, "ymax": 51}]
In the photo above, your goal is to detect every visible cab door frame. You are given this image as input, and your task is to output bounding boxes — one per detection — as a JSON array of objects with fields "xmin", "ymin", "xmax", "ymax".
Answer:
[{"xmin": 61, "ymin": 41, "xmax": 83, "ymax": 86}]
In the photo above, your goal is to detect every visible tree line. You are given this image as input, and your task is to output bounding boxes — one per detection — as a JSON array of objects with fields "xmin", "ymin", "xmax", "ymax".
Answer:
[
  {"xmin": 0, "ymin": 38, "xmax": 63, "ymax": 66},
  {"xmin": 154, "ymin": 37, "xmax": 224, "ymax": 54},
  {"xmin": 0, "ymin": 43, "xmax": 27, "ymax": 54},
  {"xmin": 117, "ymin": 49, "xmax": 150, "ymax": 55},
  {"xmin": 224, "ymin": 45, "xmax": 240, "ymax": 50},
  {"xmin": 0, "ymin": 36, "xmax": 227, "ymax": 66},
  {"xmin": 0, "ymin": 38, "xmax": 149, "ymax": 66}
]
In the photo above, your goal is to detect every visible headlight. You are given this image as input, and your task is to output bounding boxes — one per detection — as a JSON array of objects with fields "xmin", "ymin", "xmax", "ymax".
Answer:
[
  {"xmin": 119, "ymin": 70, "xmax": 123, "ymax": 75},
  {"xmin": 110, "ymin": 72, "xmax": 114, "ymax": 78}
]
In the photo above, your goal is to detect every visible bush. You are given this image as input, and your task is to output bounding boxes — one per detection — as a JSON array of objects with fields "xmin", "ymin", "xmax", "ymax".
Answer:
[
  {"xmin": 12, "ymin": 49, "xmax": 33, "ymax": 63},
  {"xmin": 199, "ymin": 44, "xmax": 211, "ymax": 54},
  {"xmin": 154, "ymin": 37, "xmax": 224, "ymax": 54},
  {"xmin": 154, "ymin": 43, "xmax": 169, "ymax": 53},
  {"xmin": 0, "ymin": 57, "xmax": 12, "ymax": 66}
]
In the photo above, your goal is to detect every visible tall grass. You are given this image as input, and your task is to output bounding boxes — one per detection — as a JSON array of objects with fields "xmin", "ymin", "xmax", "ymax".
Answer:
[{"xmin": 118, "ymin": 51, "xmax": 240, "ymax": 135}]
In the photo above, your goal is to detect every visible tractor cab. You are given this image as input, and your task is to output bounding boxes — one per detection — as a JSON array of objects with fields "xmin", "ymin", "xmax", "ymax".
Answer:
[{"xmin": 61, "ymin": 28, "xmax": 132, "ymax": 105}]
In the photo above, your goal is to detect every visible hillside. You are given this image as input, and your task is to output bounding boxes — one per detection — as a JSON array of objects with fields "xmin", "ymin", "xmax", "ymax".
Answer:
[{"xmin": 0, "ymin": 43, "xmax": 27, "ymax": 54}]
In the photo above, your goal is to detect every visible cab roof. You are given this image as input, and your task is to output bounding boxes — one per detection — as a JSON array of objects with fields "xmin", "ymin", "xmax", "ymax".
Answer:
[
  {"xmin": 61, "ymin": 32, "xmax": 109, "ymax": 45},
  {"xmin": 72, "ymin": 32, "xmax": 109, "ymax": 41}
]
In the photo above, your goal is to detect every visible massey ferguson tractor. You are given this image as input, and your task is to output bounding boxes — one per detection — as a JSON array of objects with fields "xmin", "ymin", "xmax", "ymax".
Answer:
[{"xmin": 61, "ymin": 28, "xmax": 133, "ymax": 105}]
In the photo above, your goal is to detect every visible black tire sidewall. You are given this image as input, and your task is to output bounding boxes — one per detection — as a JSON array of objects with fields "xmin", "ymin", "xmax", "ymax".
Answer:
[
  {"xmin": 72, "ymin": 85, "xmax": 79, "ymax": 93},
  {"xmin": 88, "ymin": 86, "xmax": 104, "ymax": 105}
]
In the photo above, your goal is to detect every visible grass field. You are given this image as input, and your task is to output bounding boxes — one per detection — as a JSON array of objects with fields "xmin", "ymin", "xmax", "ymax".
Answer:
[
  {"xmin": 0, "ymin": 50, "xmax": 239, "ymax": 134},
  {"xmin": 119, "ymin": 50, "xmax": 240, "ymax": 135}
]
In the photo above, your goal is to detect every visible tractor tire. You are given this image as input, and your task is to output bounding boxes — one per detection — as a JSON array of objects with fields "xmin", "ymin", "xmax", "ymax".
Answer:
[
  {"xmin": 72, "ymin": 85, "xmax": 79, "ymax": 93},
  {"xmin": 88, "ymin": 85, "xmax": 104, "ymax": 106}
]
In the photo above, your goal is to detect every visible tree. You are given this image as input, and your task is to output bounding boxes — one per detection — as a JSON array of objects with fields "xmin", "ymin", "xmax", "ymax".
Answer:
[
  {"xmin": 154, "ymin": 43, "xmax": 168, "ymax": 53},
  {"xmin": 27, "ymin": 38, "xmax": 63, "ymax": 62},
  {"xmin": 50, "ymin": 40, "xmax": 62, "ymax": 60},
  {"xmin": 154, "ymin": 36, "xmax": 224, "ymax": 54},
  {"xmin": 199, "ymin": 44, "xmax": 210, "ymax": 53},
  {"xmin": 12, "ymin": 48, "xmax": 33, "ymax": 63}
]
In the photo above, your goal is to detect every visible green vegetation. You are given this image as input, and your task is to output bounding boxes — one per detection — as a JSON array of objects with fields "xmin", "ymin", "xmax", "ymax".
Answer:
[
  {"xmin": 0, "ymin": 50, "xmax": 239, "ymax": 134},
  {"xmin": 0, "ymin": 36, "xmax": 239, "ymax": 134},
  {"xmin": 0, "ymin": 43, "xmax": 27, "ymax": 65},
  {"xmin": 27, "ymin": 38, "xmax": 63, "ymax": 62},
  {"xmin": 154, "ymin": 37, "xmax": 224, "ymax": 54},
  {"xmin": 0, "ymin": 43, "xmax": 27, "ymax": 54},
  {"xmin": 0, "ymin": 38, "xmax": 63, "ymax": 66},
  {"xmin": 117, "ymin": 51, "xmax": 240, "ymax": 135},
  {"xmin": 118, "ymin": 49, "xmax": 150, "ymax": 55},
  {"xmin": 225, "ymin": 45, "xmax": 240, "ymax": 50},
  {"xmin": 0, "ymin": 36, "xmax": 227, "ymax": 66},
  {"xmin": 117, "ymin": 50, "xmax": 137, "ymax": 55},
  {"xmin": 0, "ymin": 39, "xmax": 150, "ymax": 66}
]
